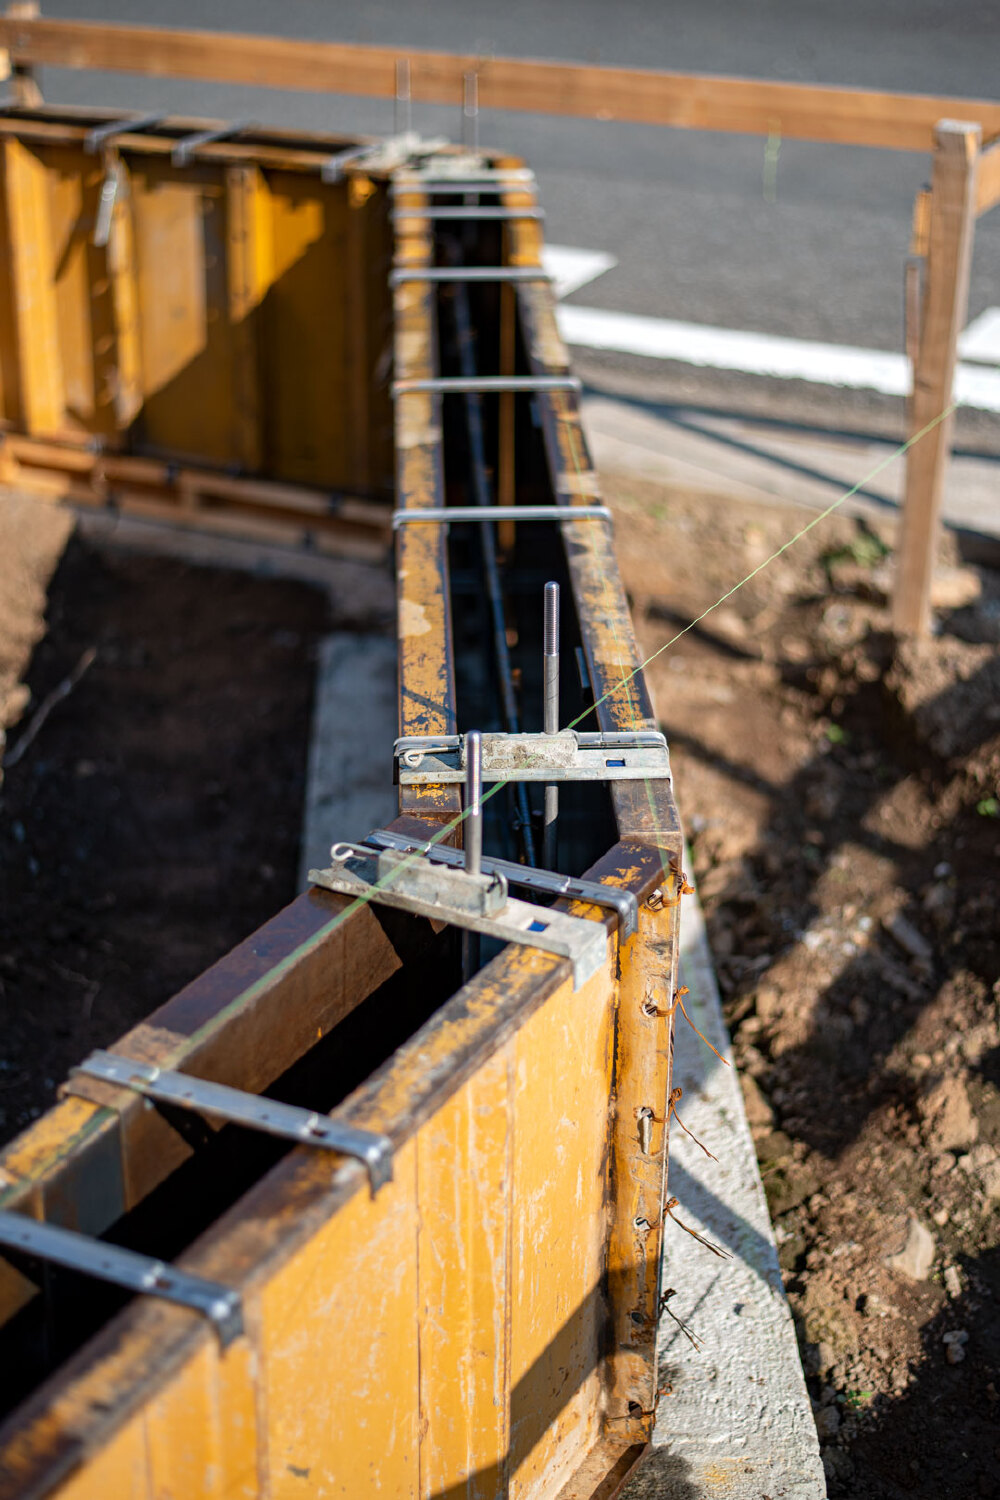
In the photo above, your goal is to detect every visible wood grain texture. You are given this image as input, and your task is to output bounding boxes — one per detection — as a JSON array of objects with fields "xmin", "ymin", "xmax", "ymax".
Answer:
[{"xmin": 1, "ymin": 18, "xmax": 999, "ymax": 149}]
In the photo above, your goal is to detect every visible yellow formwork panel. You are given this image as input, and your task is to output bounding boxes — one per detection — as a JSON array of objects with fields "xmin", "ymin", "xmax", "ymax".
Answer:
[
  {"xmin": 144, "ymin": 1339, "xmax": 260, "ymax": 1500},
  {"xmin": 416, "ymin": 1049, "xmax": 511, "ymax": 1499},
  {"xmin": 259, "ymin": 1139, "xmax": 420, "ymax": 1498},
  {"xmin": 0, "ymin": 123, "xmax": 395, "ymax": 494},
  {"xmin": 508, "ymin": 957, "xmax": 613, "ymax": 1499},
  {"xmin": 54, "ymin": 1418, "xmax": 148, "ymax": 1500}
]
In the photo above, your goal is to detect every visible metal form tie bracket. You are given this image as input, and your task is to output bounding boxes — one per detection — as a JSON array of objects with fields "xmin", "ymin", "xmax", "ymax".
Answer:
[
  {"xmin": 393, "ymin": 375, "xmax": 580, "ymax": 397},
  {"xmin": 390, "ymin": 266, "xmax": 551, "ymax": 285},
  {"xmin": 394, "ymin": 169, "xmax": 535, "ymax": 186},
  {"xmin": 395, "ymin": 730, "xmax": 671, "ymax": 785},
  {"xmin": 310, "ymin": 844, "xmax": 606, "ymax": 990},
  {"xmin": 72, "ymin": 1051, "xmax": 393, "ymax": 1193},
  {"xmin": 171, "ymin": 120, "xmax": 252, "ymax": 167},
  {"xmin": 367, "ymin": 828, "xmax": 639, "ymax": 941},
  {"xmin": 392, "ymin": 503, "xmax": 610, "ymax": 530},
  {"xmin": 84, "ymin": 111, "xmax": 165, "ymax": 154},
  {"xmin": 0, "ymin": 1210, "xmax": 243, "ymax": 1348},
  {"xmin": 390, "ymin": 180, "xmax": 535, "ymax": 197}
]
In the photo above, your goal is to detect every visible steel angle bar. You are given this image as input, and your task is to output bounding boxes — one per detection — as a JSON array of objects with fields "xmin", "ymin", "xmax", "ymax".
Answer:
[
  {"xmin": 171, "ymin": 118, "xmax": 252, "ymax": 166},
  {"xmin": 0, "ymin": 1211, "xmax": 243, "ymax": 1347},
  {"xmin": 320, "ymin": 142, "xmax": 374, "ymax": 183},
  {"xmin": 367, "ymin": 828, "xmax": 639, "ymax": 939},
  {"xmin": 393, "ymin": 375, "xmax": 580, "ymax": 396},
  {"xmin": 395, "ymin": 729, "xmax": 671, "ymax": 785},
  {"xmin": 310, "ymin": 846, "xmax": 606, "ymax": 989},
  {"xmin": 392, "ymin": 504, "xmax": 610, "ymax": 529},
  {"xmin": 72, "ymin": 1051, "xmax": 393, "ymax": 1192},
  {"xmin": 393, "ymin": 206, "xmax": 544, "ymax": 221},
  {"xmin": 390, "ymin": 266, "xmax": 551, "ymax": 284},
  {"xmin": 394, "ymin": 169, "xmax": 534, "ymax": 184},
  {"xmin": 85, "ymin": 111, "xmax": 165, "ymax": 153}
]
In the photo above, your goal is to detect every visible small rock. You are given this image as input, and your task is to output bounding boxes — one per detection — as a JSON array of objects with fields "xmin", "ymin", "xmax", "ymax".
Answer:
[
  {"xmin": 814, "ymin": 1405, "xmax": 841, "ymax": 1439},
  {"xmin": 739, "ymin": 1072, "xmax": 775, "ymax": 1131},
  {"xmin": 944, "ymin": 1265, "xmax": 963, "ymax": 1299},
  {"xmin": 929, "ymin": 565, "xmax": 982, "ymax": 611},
  {"xmin": 979, "ymin": 1159, "xmax": 1000, "ymax": 1202},
  {"xmin": 886, "ymin": 1217, "xmax": 936, "ymax": 1282},
  {"xmin": 943, "ymin": 1329, "xmax": 969, "ymax": 1365},
  {"xmin": 920, "ymin": 1076, "xmax": 979, "ymax": 1153},
  {"xmin": 883, "ymin": 911, "xmax": 934, "ymax": 964},
  {"xmin": 933, "ymin": 1206, "xmax": 951, "ymax": 1227}
]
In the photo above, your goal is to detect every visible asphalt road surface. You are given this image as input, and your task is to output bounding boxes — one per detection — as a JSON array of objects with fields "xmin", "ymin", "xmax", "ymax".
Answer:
[{"xmin": 32, "ymin": 2, "xmax": 1000, "ymax": 423}]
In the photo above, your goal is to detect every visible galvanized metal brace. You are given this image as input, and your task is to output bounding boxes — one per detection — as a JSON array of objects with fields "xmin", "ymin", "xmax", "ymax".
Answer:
[
  {"xmin": 390, "ymin": 266, "xmax": 552, "ymax": 284},
  {"xmin": 392, "ymin": 375, "xmax": 580, "ymax": 396},
  {"xmin": 84, "ymin": 111, "xmax": 166, "ymax": 153},
  {"xmin": 171, "ymin": 119, "xmax": 252, "ymax": 167},
  {"xmin": 395, "ymin": 729, "xmax": 671, "ymax": 784},
  {"xmin": 392, "ymin": 503, "xmax": 610, "ymax": 529},
  {"xmin": 72, "ymin": 1052, "xmax": 394, "ymax": 1193},
  {"xmin": 367, "ymin": 828, "xmax": 639, "ymax": 940},
  {"xmin": 0, "ymin": 1210, "xmax": 244, "ymax": 1347},
  {"xmin": 310, "ymin": 845, "xmax": 607, "ymax": 990}
]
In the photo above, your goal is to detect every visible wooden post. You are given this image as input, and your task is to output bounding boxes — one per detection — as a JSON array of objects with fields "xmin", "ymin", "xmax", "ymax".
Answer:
[
  {"xmin": 5, "ymin": 2, "xmax": 43, "ymax": 107},
  {"xmin": 893, "ymin": 120, "xmax": 980, "ymax": 636}
]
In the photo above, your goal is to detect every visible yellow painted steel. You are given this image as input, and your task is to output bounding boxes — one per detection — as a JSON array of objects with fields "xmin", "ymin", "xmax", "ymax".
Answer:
[
  {"xmin": 33, "ymin": 955, "xmax": 625, "ymax": 1500},
  {"xmin": 0, "ymin": 109, "xmax": 681, "ymax": 1500},
  {"xmin": 0, "ymin": 117, "xmax": 395, "ymax": 494}
]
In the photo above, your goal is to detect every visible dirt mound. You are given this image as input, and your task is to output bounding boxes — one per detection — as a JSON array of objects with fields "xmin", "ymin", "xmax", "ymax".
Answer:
[{"xmin": 608, "ymin": 473, "xmax": 999, "ymax": 1499}]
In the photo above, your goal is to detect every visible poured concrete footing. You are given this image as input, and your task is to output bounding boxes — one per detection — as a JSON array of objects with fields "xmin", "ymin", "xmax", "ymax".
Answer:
[{"xmin": 623, "ymin": 859, "xmax": 825, "ymax": 1500}]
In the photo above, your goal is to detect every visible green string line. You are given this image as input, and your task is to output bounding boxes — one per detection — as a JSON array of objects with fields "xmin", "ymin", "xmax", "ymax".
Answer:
[{"xmin": 314, "ymin": 399, "xmax": 954, "ymax": 938}]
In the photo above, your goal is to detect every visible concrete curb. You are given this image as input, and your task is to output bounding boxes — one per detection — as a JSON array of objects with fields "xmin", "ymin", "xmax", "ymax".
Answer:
[{"xmin": 623, "ymin": 855, "xmax": 825, "ymax": 1499}]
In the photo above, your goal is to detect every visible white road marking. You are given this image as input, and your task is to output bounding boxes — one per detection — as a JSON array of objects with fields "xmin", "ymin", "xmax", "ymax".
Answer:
[
  {"xmin": 958, "ymin": 306, "xmax": 1000, "ymax": 364},
  {"xmin": 556, "ymin": 302, "xmax": 1000, "ymax": 413},
  {"xmin": 540, "ymin": 243, "xmax": 617, "ymax": 299}
]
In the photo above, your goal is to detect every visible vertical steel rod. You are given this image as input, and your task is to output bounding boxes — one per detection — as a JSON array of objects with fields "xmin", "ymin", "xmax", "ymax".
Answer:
[
  {"xmin": 395, "ymin": 58, "xmax": 412, "ymax": 136},
  {"xmin": 462, "ymin": 729, "xmax": 483, "ymax": 983},
  {"xmin": 543, "ymin": 582, "xmax": 560, "ymax": 870},
  {"xmin": 463, "ymin": 71, "xmax": 479, "ymax": 152},
  {"xmin": 465, "ymin": 729, "xmax": 483, "ymax": 877}
]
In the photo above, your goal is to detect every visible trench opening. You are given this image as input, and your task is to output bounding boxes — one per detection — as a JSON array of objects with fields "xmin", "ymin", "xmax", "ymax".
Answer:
[{"xmin": 0, "ymin": 920, "xmax": 461, "ymax": 1421}]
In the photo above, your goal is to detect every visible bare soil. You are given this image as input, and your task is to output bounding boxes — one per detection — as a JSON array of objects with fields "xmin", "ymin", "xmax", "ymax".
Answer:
[
  {"xmin": 0, "ymin": 524, "xmax": 332, "ymax": 1142},
  {"xmin": 608, "ymin": 472, "xmax": 1000, "ymax": 1499}
]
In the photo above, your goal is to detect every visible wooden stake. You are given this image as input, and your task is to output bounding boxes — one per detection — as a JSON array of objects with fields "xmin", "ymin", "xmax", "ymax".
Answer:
[{"xmin": 893, "ymin": 121, "xmax": 980, "ymax": 638}]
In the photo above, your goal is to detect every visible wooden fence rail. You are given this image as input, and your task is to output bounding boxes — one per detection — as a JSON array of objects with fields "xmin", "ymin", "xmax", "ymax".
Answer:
[{"xmin": 2, "ymin": 8, "xmax": 999, "ymax": 633}]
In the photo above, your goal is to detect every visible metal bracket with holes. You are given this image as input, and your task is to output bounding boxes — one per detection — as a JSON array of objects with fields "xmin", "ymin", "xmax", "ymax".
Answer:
[
  {"xmin": 71, "ymin": 1051, "xmax": 393, "ymax": 1192},
  {"xmin": 0, "ymin": 1210, "xmax": 243, "ymax": 1347},
  {"xmin": 366, "ymin": 828, "xmax": 639, "ymax": 940},
  {"xmin": 394, "ymin": 730, "xmax": 671, "ymax": 786},
  {"xmin": 309, "ymin": 845, "xmax": 607, "ymax": 990}
]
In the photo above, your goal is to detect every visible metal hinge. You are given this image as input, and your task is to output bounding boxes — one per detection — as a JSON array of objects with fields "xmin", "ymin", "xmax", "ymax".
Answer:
[
  {"xmin": 0, "ymin": 1211, "xmax": 243, "ymax": 1347},
  {"xmin": 70, "ymin": 1052, "xmax": 393, "ymax": 1193},
  {"xmin": 394, "ymin": 730, "xmax": 671, "ymax": 785},
  {"xmin": 310, "ymin": 844, "xmax": 607, "ymax": 990},
  {"xmin": 367, "ymin": 827, "xmax": 639, "ymax": 941}
]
